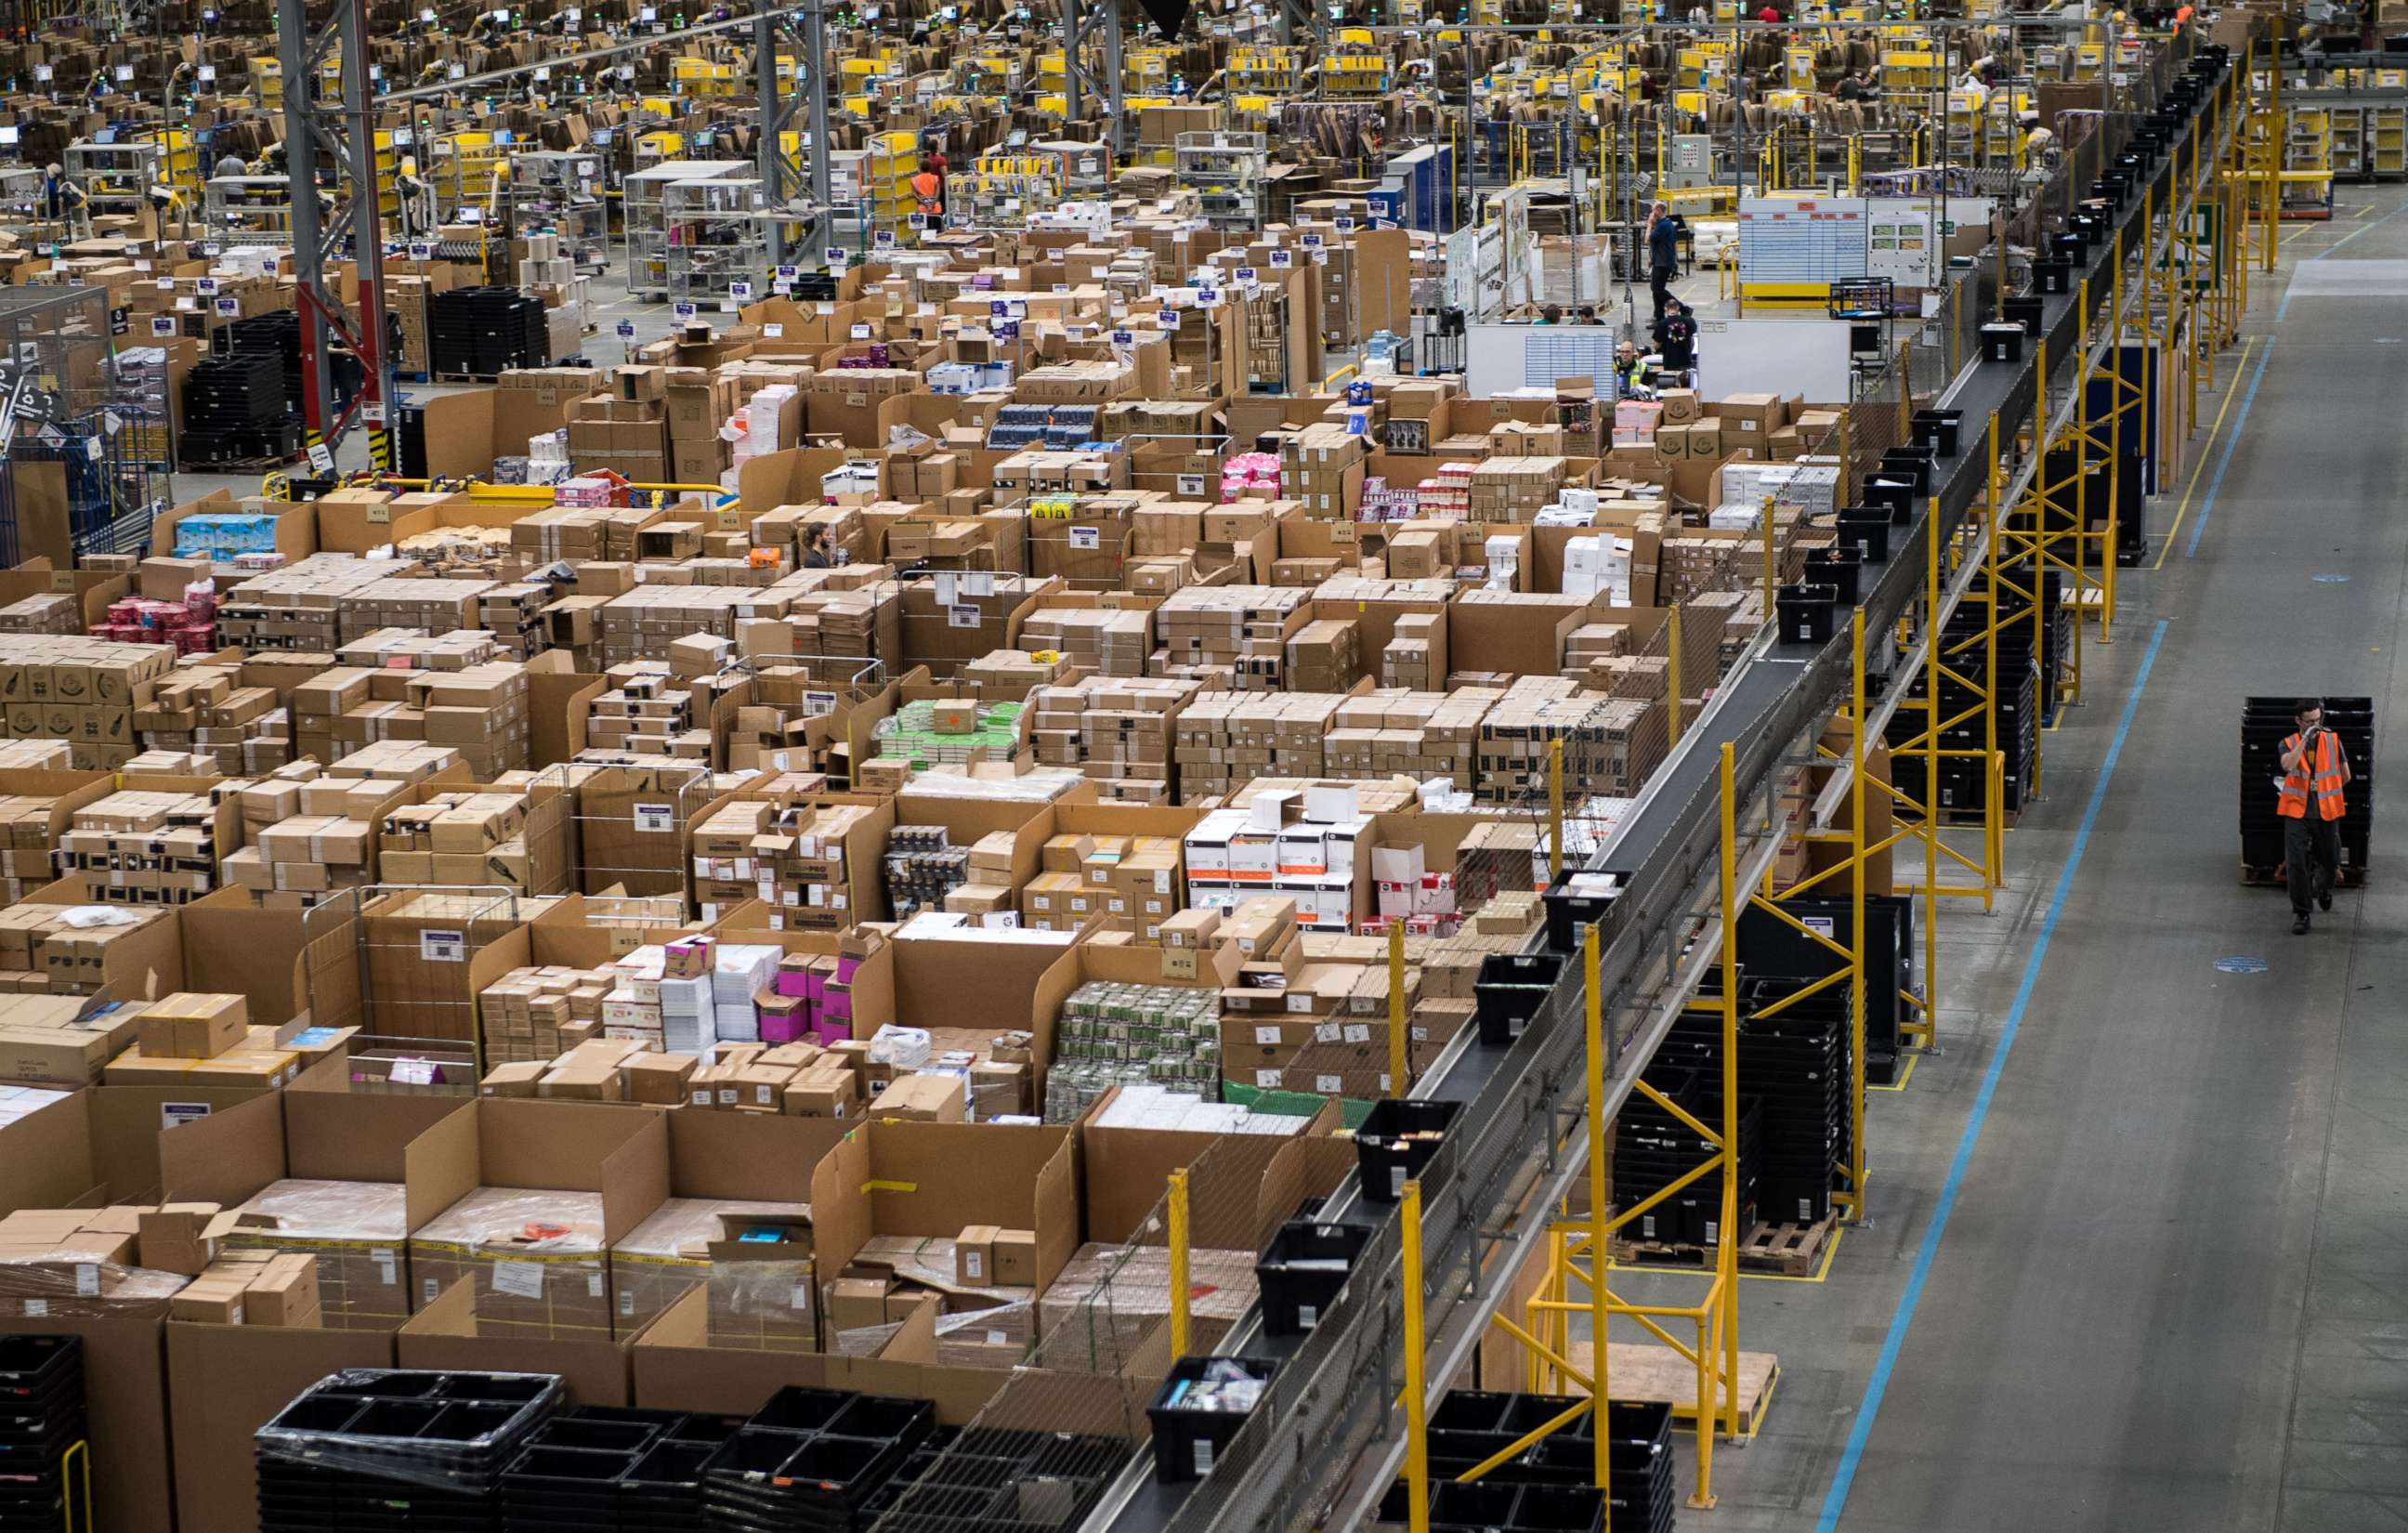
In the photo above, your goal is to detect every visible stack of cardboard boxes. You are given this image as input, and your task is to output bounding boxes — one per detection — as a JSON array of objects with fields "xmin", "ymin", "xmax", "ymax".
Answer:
[
  {"xmin": 57, "ymin": 790, "xmax": 221, "ymax": 905},
  {"xmin": 1385, "ymin": 611, "xmax": 1450, "ymax": 689},
  {"xmin": 0, "ymin": 996, "xmax": 143, "ymax": 1086},
  {"xmin": 1171, "ymin": 692, "xmax": 1347, "ymax": 800},
  {"xmin": 167, "ymin": 1251, "xmax": 322, "ymax": 1327},
  {"xmin": 1323, "ymin": 688, "xmax": 1505, "ymax": 789},
  {"xmin": 1279, "ymin": 423, "xmax": 1368, "ymax": 519},
  {"xmin": 130, "ymin": 668, "xmax": 293, "ymax": 775},
  {"xmin": 380, "ymin": 790, "xmax": 540, "ymax": 891},
  {"xmin": 478, "ymin": 963, "xmax": 615, "ymax": 1065},
  {"xmin": 1283, "ymin": 617, "xmax": 1361, "ymax": 693},
  {"xmin": 103, "ymin": 992, "xmax": 305, "ymax": 1088},
  {"xmin": 1027, "ymin": 675, "xmax": 1198, "ymax": 802},
  {"xmin": 213, "ymin": 557, "xmax": 390, "ymax": 651},
  {"xmin": 585, "ymin": 665, "xmax": 700, "ymax": 755},
  {"xmin": 1017, "ymin": 832, "xmax": 1184, "ymax": 941},
  {"xmin": 336, "ymin": 580, "xmax": 494, "ymax": 646},
  {"xmin": 754, "ymin": 805, "xmax": 874, "ymax": 934},
  {"xmin": 1184, "ymin": 793, "xmax": 1368, "ymax": 931},
  {"xmin": 1475, "ymin": 679, "xmax": 1668, "ymax": 805},
  {"xmin": 567, "ymin": 365, "xmax": 673, "ymax": 482},
  {"xmin": 1154, "ymin": 584, "xmax": 1312, "ymax": 679},
  {"xmin": 0, "ymin": 635, "xmax": 177, "ymax": 769},
  {"xmin": 1018, "ymin": 607, "xmax": 1158, "ymax": 677},
  {"xmin": 665, "ymin": 367, "xmax": 738, "ymax": 485},
  {"xmin": 229, "ymin": 804, "xmax": 375, "ymax": 901},
  {"xmin": 1467, "ymin": 457, "xmax": 1569, "ymax": 521}
]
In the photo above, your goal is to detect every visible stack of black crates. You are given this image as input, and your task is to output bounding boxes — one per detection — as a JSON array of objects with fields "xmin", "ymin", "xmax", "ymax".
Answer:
[
  {"xmin": 1728, "ymin": 975, "xmax": 1848, "ymax": 1227},
  {"xmin": 1611, "ymin": 1055, "xmax": 1764, "ymax": 1249},
  {"xmin": 1737, "ymin": 895, "xmax": 1913, "ymax": 1085},
  {"xmin": 255, "ymin": 1369, "xmax": 561, "ymax": 1531},
  {"xmin": 698, "ymin": 1385, "xmax": 933, "ymax": 1530},
  {"xmin": 0, "ymin": 1334, "xmax": 84, "ymax": 1533},
  {"xmin": 1381, "ymin": 1392, "xmax": 1677, "ymax": 1533},
  {"xmin": 2240, "ymin": 696, "xmax": 2375, "ymax": 880},
  {"xmin": 498, "ymin": 1408, "xmax": 739, "ymax": 1532},
  {"xmin": 180, "ymin": 349, "xmax": 295, "ymax": 465},
  {"xmin": 1614, "ymin": 965, "xmax": 1850, "ymax": 1250},
  {"xmin": 1885, "ymin": 562, "xmax": 2061, "ymax": 824},
  {"xmin": 428, "ymin": 288, "xmax": 551, "ymax": 378},
  {"xmin": 226, "ymin": 310, "xmax": 359, "ymax": 419},
  {"xmin": 865, "ymin": 1423, "xmax": 1131, "ymax": 1532},
  {"xmin": 1656, "ymin": 972, "xmax": 1839, "ymax": 1227}
]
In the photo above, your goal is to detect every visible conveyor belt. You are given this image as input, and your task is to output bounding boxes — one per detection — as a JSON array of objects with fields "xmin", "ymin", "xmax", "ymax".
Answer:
[{"xmin": 1071, "ymin": 44, "xmax": 2234, "ymax": 1533}]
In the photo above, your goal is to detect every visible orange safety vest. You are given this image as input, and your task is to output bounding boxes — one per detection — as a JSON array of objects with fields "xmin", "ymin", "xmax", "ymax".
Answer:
[
  {"xmin": 910, "ymin": 171, "xmax": 942, "ymax": 216},
  {"xmin": 2277, "ymin": 729, "xmax": 2347, "ymax": 821}
]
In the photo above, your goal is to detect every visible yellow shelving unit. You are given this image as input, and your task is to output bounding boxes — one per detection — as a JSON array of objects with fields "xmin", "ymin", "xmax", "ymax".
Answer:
[
  {"xmin": 2372, "ymin": 103, "xmax": 2408, "ymax": 178},
  {"xmin": 671, "ymin": 58, "xmax": 739, "ymax": 96},
  {"xmin": 434, "ymin": 129, "xmax": 509, "ymax": 214},
  {"xmin": 2282, "ymin": 105, "xmax": 2334, "ymax": 218},
  {"xmin": 867, "ymin": 128, "xmax": 922, "ymax": 229},
  {"xmin": 1230, "ymin": 46, "xmax": 1301, "ymax": 94},
  {"xmin": 157, "ymin": 127, "xmax": 202, "ymax": 200},
  {"xmin": 1881, "ymin": 47, "xmax": 1942, "ymax": 92},
  {"xmin": 1322, "ymin": 50, "xmax": 1389, "ymax": 98}
]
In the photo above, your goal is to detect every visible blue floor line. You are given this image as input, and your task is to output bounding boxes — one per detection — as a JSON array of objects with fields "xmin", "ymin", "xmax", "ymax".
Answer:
[
  {"xmin": 1811, "ymin": 617, "xmax": 2170, "ymax": 1533},
  {"xmin": 2185, "ymin": 339, "xmax": 2273, "ymax": 558}
]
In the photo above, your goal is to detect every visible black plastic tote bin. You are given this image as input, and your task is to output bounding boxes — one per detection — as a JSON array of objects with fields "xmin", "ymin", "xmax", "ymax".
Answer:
[
  {"xmin": 1475, "ymin": 950, "xmax": 1565, "ymax": 1044},
  {"xmin": 1354, "ymin": 1097, "xmax": 1464, "ymax": 1203},
  {"xmin": 1256, "ymin": 1217, "xmax": 1374, "ymax": 1337},
  {"xmin": 1147, "ymin": 1357, "xmax": 1278, "ymax": 1484},
  {"xmin": 1541, "ymin": 868, "xmax": 1618, "ymax": 953}
]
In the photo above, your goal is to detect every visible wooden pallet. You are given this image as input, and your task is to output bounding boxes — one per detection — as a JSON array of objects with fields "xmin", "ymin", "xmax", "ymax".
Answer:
[
  {"xmin": 2243, "ymin": 859, "xmax": 2368, "ymax": 888},
  {"xmin": 1608, "ymin": 1212, "xmax": 1836, "ymax": 1277},
  {"xmin": 1936, "ymin": 803, "xmax": 2022, "ymax": 830},
  {"xmin": 1563, "ymin": 1342, "xmax": 1780, "ymax": 1435},
  {"xmin": 177, "ymin": 454, "xmax": 294, "ymax": 473}
]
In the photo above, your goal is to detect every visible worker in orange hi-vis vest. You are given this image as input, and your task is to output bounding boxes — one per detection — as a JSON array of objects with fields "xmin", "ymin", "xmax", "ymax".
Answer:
[
  {"xmin": 2277, "ymin": 698, "xmax": 2352, "ymax": 934},
  {"xmin": 911, "ymin": 160, "xmax": 944, "ymax": 236}
]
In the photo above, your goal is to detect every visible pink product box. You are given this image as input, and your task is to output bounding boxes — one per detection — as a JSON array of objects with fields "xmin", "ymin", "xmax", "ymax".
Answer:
[
  {"xmin": 805, "ymin": 1016, "xmax": 852, "ymax": 1047},
  {"xmin": 760, "ymin": 1010, "xmax": 807, "ymax": 1044},
  {"xmin": 833, "ymin": 955, "xmax": 862, "ymax": 986},
  {"xmin": 774, "ymin": 969, "xmax": 812, "ymax": 998},
  {"xmin": 820, "ymin": 988, "xmax": 852, "ymax": 1021}
]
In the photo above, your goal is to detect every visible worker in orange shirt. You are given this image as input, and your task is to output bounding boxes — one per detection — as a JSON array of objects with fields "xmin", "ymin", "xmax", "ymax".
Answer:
[{"xmin": 2173, "ymin": 2, "xmax": 2194, "ymax": 30}]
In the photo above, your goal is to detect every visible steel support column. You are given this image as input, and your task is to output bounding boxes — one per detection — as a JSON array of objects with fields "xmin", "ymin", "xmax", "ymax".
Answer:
[
  {"xmin": 754, "ymin": 1, "xmax": 832, "ymax": 269},
  {"xmin": 1062, "ymin": 0, "xmax": 1125, "ymax": 151},
  {"xmin": 280, "ymin": 0, "xmax": 391, "ymax": 470}
]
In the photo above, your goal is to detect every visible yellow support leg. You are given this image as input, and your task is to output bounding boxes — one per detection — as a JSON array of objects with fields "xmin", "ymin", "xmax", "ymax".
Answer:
[
  {"xmin": 1168, "ymin": 1168, "xmax": 1191, "ymax": 1361},
  {"xmin": 1584, "ymin": 920, "xmax": 1612, "ymax": 1494},
  {"xmin": 1404, "ymin": 1178, "xmax": 1430, "ymax": 1533}
]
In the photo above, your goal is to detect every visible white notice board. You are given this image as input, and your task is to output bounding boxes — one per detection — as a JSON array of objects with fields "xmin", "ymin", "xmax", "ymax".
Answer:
[
  {"xmin": 1695, "ymin": 316, "xmax": 1853, "ymax": 403},
  {"xmin": 1465, "ymin": 324, "xmax": 1625, "ymax": 399},
  {"xmin": 1737, "ymin": 196, "xmax": 1868, "ymax": 285}
]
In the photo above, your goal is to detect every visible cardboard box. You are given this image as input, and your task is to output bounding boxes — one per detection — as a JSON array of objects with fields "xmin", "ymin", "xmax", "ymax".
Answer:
[
  {"xmin": 991, "ymin": 1227, "xmax": 1038, "ymax": 1287},
  {"xmin": 870, "ymin": 1072, "xmax": 966, "ymax": 1122},
  {"xmin": 954, "ymin": 1224, "xmax": 1000, "ymax": 1285}
]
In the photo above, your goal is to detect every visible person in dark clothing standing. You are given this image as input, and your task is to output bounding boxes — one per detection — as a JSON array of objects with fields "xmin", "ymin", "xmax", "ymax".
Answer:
[
  {"xmin": 803, "ymin": 527, "xmax": 834, "ymax": 569},
  {"xmin": 1645, "ymin": 200, "xmax": 1679, "ymax": 324},
  {"xmin": 1655, "ymin": 299, "xmax": 1698, "ymax": 381}
]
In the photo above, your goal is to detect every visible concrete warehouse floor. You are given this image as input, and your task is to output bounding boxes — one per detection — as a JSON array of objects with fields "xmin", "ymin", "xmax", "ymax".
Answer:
[{"xmin": 1592, "ymin": 181, "xmax": 2408, "ymax": 1532}]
